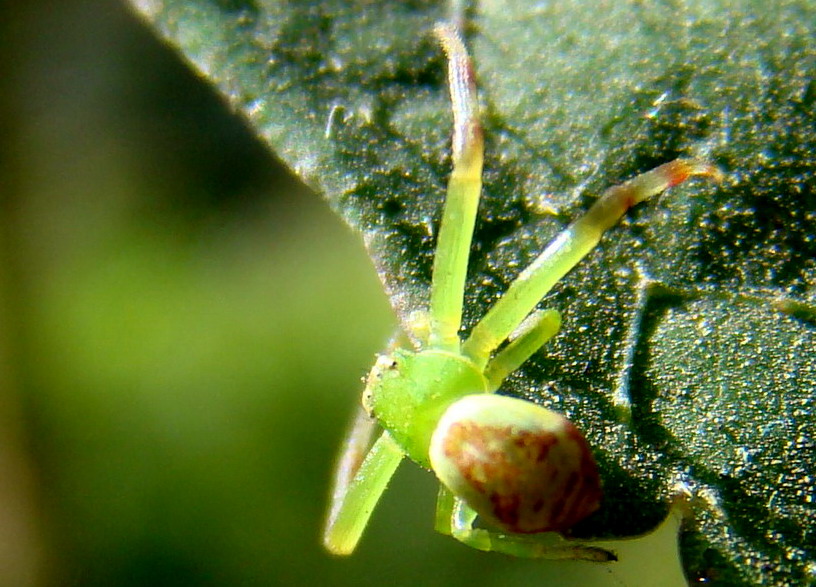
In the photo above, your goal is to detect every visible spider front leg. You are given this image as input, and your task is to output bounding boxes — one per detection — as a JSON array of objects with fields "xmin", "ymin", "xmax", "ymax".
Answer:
[
  {"xmin": 463, "ymin": 159, "xmax": 722, "ymax": 367},
  {"xmin": 323, "ymin": 407, "xmax": 404, "ymax": 555},
  {"xmin": 427, "ymin": 23, "xmax": 484, "ymax": 352}
]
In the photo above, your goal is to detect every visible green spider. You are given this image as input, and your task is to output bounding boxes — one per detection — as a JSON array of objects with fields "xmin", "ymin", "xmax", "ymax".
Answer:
[{"xmin": 323, "ymin": 23, "xmax": 720, "ymax": 561}]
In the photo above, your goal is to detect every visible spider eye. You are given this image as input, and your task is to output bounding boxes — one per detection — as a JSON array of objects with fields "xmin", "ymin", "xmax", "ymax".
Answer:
[{"xmin": 429, "ymin": 394, "xmax": 601, "ymax": 534}]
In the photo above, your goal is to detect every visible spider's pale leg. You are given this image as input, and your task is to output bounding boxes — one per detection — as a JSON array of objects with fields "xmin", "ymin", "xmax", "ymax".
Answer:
[
  {"xmin": 442, "ymin": 494, "xmax": 616, "ymax": 561},
  {"xmin": 428, "ymin": 24, "xmax": 484, "ymax": 352},
  {"xmin": 484, "ymin": 309, "xmax": 561, "ymax": 391},
  {"xmin": 463, "ymin": 159, "xmax": 723, "ymax": 365},
  {"xmin": 434, "ymin": 484, "xmax": 457, "ymax": 536},
  {"xmin": 325, "ymin": 407, "xmax": 377, "ymax": 526},
  {"xmin": 323, "ymin": 425, "xmax": 404, "ymax": 555}
]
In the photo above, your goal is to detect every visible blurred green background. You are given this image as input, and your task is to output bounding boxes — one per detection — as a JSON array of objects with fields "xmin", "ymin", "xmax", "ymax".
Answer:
[{"xmin": 0, "ymin": 2, "xmax": 678, "ymax": 585}]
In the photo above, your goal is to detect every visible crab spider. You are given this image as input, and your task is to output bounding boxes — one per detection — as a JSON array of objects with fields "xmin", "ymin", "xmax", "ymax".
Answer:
[{"xmin": 323, "ymin": 24, "xmax": 721, "ymax": 561}]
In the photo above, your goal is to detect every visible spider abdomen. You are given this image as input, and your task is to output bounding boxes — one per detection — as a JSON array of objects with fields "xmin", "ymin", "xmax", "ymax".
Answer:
[{"xmin": 429, "ymin": 394, "xmax": 602, "ymax": 533}]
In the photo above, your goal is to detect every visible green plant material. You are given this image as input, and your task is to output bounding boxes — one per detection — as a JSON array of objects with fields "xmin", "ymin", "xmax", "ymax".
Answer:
[{"xmin": 129, "ymin": 1, "xmax": 815, "ymax": 584}]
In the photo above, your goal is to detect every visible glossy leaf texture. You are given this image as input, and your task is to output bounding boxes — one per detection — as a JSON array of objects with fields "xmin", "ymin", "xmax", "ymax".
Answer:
[{"xmin": 129, "ymin": 1, "xmax": 815, "ymax": 584}]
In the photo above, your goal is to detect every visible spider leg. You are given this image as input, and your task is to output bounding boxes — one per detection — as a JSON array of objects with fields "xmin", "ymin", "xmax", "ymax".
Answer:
[
  {"xmin": 323, "ymin": 415, "xmax": 404, "ymax": 555},
  {"xmin": 463, "ymin": 159, "xmax": 722, "ymax": 366},
  {"xmin": 428, "ymin": 24, "xmax": 484, "ymax": 352},
  {"xmin": 483, "ymin": 308, "xmax": 561, "ymax": 391},
  {"xmin": 435, "ymin": 488, "xmax": 616, "ymax": 561}
]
